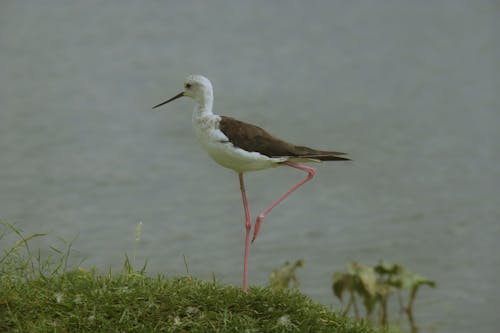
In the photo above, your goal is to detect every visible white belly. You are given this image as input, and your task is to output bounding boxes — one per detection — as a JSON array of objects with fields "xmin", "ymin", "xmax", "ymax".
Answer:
[
  {"xmin": 194, "ymin": 126, "xmax": 286, "ymax": 173},
  {"xmin": 205, "ymin": 140, "xmax": 285, "ymax": 172}
]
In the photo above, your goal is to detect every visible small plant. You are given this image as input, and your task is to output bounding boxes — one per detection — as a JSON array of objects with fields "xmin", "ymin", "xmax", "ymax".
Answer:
[
  {"xmin": 269, "ymin": 259, "xmax": 304, "ymax": 290},
  {"xmin": 0, "ymin": 221, "xmax": 78, "ymax": 279},
  {"xmin": 374, "ymin": 262, "xmax": 436, "ymax": 331},
  {"xmin": 332, "ymin": 261, "xmax": 435, "ymax": 332}
]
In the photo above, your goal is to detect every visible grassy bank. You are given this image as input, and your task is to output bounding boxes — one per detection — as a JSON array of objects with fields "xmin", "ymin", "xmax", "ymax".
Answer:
[
  {"xmin": 0, "ymin": 269, "xmax": 386, "ymax": 333},
  {"xmin": 0, "ymin": 221, "xmax": 386, "ymax": 332}
]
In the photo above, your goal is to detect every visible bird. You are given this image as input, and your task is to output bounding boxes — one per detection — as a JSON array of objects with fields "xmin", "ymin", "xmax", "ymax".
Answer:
[{"xmin": 152, "ymin": 75, "xmax": 349, "ymax": 293}]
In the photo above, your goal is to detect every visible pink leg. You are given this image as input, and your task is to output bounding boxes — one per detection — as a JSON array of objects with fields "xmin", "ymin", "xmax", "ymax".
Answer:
[
  {"xmin": 239, "ymin": 172, "xmax": 252, "ymax": 293},
  {"xmin": 252, "ymin": 162, "xmax": 316, "ymax": 243}
]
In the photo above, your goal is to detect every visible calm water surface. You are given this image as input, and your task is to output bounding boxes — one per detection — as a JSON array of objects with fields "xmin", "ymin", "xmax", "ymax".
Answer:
[{"xmin": 1, "ymin": 1, "xmax": 498, "ymax": 332}]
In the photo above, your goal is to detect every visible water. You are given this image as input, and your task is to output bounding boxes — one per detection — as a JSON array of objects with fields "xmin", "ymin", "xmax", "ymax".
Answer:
[{"xmin": 1, "ymin": 1, "xmax": 498, "ymax": 332}]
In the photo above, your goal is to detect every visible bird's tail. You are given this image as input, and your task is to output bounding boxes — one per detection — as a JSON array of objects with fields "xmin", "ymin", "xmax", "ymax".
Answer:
[{"xmin": 290, "ymin": 146, "xmax": 351, "ymax": 161}]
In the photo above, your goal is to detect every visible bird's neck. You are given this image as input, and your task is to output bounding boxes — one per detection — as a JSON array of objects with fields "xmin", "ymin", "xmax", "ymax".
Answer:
[
  {"xmin": 192, "ymin": 102, "xmax": 218, "ymax": 143},
  {"xmin": 192, "ymin": 89, "xmax": 218, "ymax": 137},
  {"xmin": 193, "ymin": 92, "xmax": 215, "ymax": 118}
]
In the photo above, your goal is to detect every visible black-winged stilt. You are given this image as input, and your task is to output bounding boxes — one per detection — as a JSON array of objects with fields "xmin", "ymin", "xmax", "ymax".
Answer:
[{"xmin": 153, "ymin": 75, "xmax": 349, "ymax": 292}]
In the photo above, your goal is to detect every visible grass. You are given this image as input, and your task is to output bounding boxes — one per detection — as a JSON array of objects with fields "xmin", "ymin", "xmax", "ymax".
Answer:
[
  {"xmin": 0, "ymin": 222, "xmax": 386, "ymax": 333},
  {"xmin": 1, "ymin": 272, "xmax": 385, "ymax": 333}
]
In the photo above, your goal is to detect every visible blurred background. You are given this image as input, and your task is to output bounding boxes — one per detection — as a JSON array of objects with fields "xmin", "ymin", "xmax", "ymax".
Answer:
[{"xmin": 0, "ymin": 1, "xmax": 498, "ymax": 332}]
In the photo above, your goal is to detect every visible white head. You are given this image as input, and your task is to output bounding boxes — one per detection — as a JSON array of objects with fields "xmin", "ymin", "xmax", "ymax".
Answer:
[{"xmin": 152, "ymin": 75, "xmax": 213, "ymax": 109}]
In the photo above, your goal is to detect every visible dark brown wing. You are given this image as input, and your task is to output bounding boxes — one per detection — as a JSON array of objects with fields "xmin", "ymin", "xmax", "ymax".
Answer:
[{"xmin": 218, "ymin": 116, "xmax": 350, "ymax": 161}]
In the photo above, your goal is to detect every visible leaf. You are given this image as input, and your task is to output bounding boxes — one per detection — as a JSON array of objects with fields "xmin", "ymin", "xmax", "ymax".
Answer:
[
  {"xmin": 269, "ymin": 259, "xmax": 304, "ymax": 291},
  {"xmin": 374, "ymin": 283, "xmax": 392, "ymax": 298},
  {"xmin": 332, "ymin": 272, "xmax": 352, "ymax": 301},
  {"xmin": 351, "ymin": 262, "xmax": 378, "ymax": 297},
  {"xmin": 409, "ymin": 274, "xmax": 436, "ymax": 289},
  {"xmin": 374, "ymin": 261, "xmax": 403, "ymax": 276},
  {"xmin": 387, "ymin": 267, "xmax": 436, "ymax": 291}
]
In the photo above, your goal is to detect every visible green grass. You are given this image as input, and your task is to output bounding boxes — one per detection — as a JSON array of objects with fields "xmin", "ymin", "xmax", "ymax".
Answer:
[
  {"xmin": 0, "ymin": 222, "xmax": 385, "ymax": 333},
  {"xmin": 1, "ymin": 270, "xmax": 387, "ymax": 333}
]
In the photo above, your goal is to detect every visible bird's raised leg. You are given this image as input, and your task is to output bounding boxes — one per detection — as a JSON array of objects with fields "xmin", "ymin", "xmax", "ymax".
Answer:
[
  {"xmin": 238, "ymin": 172, "xmax": 252, "ymax": 293},
  {"xmin": 252, "ymin": 162, "xmax": 316, "ymax": 243}
]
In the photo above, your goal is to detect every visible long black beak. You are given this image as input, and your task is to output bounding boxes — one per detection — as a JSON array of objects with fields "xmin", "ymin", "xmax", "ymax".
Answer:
[{"xmin": 152, "ymin": 91, "xmax": 184, "ymax": 109}]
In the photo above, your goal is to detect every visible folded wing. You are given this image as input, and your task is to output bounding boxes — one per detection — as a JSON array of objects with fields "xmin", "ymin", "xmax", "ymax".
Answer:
[{"xmin": 218, "ymin": 116, "xmax": 350, "ymax": 161}]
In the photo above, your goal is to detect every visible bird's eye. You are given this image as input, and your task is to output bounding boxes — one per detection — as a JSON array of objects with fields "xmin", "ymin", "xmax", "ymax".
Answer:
[{"xmin": 185, "ymin": 83, "xmax": 192, "ymax": 89}]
